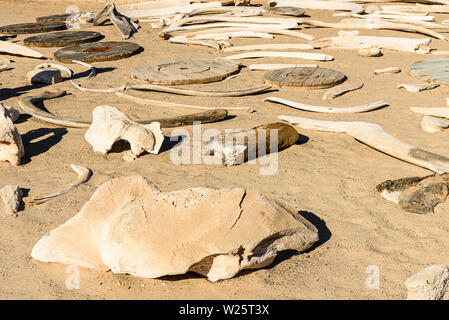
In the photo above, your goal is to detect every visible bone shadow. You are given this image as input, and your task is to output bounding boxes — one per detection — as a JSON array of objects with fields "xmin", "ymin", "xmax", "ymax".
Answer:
[
  {"xmin": 20, "ymin": 128, "xmax": 68, "ymax": 164},
  {"xmin": 18, "ymin": 188, "xmax": 30, "ymax": 212}
]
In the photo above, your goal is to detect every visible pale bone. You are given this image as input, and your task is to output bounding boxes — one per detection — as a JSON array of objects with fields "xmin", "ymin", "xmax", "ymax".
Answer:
[
  {"xmin": 421, "ymin": 116, "xmax": 449, "ymax": 133},
  {"xmin": 119, "ymin": 2, "xmax": 222, "ymax": 19},
  {"xmin": 374, "ymin": 67, "xmax": 401, "ymax": 74},
  {"xmin": 365, "ymin": 5, "xmax": 381, "ymax": 13},
  {"xmin": 0, "ymin": 104, "xmax": 24, "ymax": 166},
  {"xmin": 338, "ymin": 30, "xmax": 359, "ymax": 36},
  {"xmin": 24, "ymin": 165, "xmax": 92, "ymax": 205},
  {"xmin": 303, "ymin": 19, "xmax": 448, "ymax": 41},
  {"xmin": 312, "ymin": 35, "xmax": 431, "ymax": 54},
  {"xmin": 224, "ymin": 51, "xmax": 334, "ymax": 61},
  {"xmin": 272, "ymin": 0, "xmax": 364, "ymax": 14},
  {"xmin": 187, "ymin": 6, "xmax": 265, "ymax": 17},
  {"xmin": 352, "ymin": 16, "xmax": 448, "ymax": 30},
  {"xmin": 168, "ymin": 36, "xmax": 224, "ymax": 49},
  {"xmin": 358, "ymin": 45, "xmax": 382, "ymax": 56},
  {"xmin": 84, "ymin": 106, "xmax": 164, "ymax": 161},
  {"xmin": 93, "ymin": 2, "xmax": 138, "ymax": 39},
  {"xmin": 361, "ymin": 12, "xmax": 435, "ymax": 22},
  {"xmin": 0, "ymin": 55, "xmax": 10, "ymax": 64},
  {"xmin": 203, "ymin": 122, "xmax": 299, "ymax": 166},
  {"xmin": 322, "ymin": 82, "xmax": 364, "ymax": 100},
  {"xmin": 0, "ymin": 102, "xmax": 19, "ymax": 123},
  {"xmin": 72, "ymin": 60, "xmax": 97, "ymax": 80},
  {"xmin": 115, "ymin": 91, "xmax": 255, "ymax": 113},
  {"xmin": 188, "ymin": 31, "xmax": 274, "ymax": 40},
  {"xmin": 410, "ymin": 107, "xmax": 449, "ymax": 118},
  {"xmin": 27, "ymin": 69, "xmax": 62, "ymax": 85},
  {"xmin": 249, "ymin": 63, "xmax": 318, "ymax": 71},
  {"xmin": 0, "ymin": 64, "xmax": 11, "ymax": 72},
  {"xmin": 266, "ymin": 97, "xmax": 387, "ymax": 113},
  {"xmin": 381, "ymin": 4, "xmax": 449, "ymax": 13},
  {"xmin": 398, "ymin": 83, "xmax": 439, "ymax": 93},
  {"xmin": 31, "ymin": 175, "xmax": 319, "ymax": 280},
  {"xmin": 278, "ymin": 115, "xmax": 449, "ymax": 174},
  {"xmin": 405, "ymin": 265, "xmax": 449, "ymax": 300},
  {"xmin": 179, "ymin": 27, "xmax": 315, "ymax": 41},
  {"xmin": 223, "ymin": 43, "xmax": 315, "ymax": 52},
  {"xmin": 18, "ymin": 90, "xmax": 229, "ymax": 128},
  {"xmin": 0, "ymin": 40, "xmax": 45, "ymax": 59},
  {"xmin": 161, "ymin": 22, "xmax": 300, "ymax": 35},
  {"xmin": 0, "ymin": 185, "xmax": 22, "ymax": 216},
  {"xmin": 35, "ymin": 63, "xmax": 73, "ymax": 77}
]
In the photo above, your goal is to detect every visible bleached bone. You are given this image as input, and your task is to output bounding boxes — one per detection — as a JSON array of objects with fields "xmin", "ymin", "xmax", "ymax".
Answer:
[
  {"xmin": 431, "ymin": 50, "xmax": 449, "ymax": 55},
  {"xmin": 398, "ymin": 83, "xmax": 439, "ymax": 93},
  {"xmin": 188, "ymin": 31, "xmax": 274, "ymax": 39},
  {"xmin": 115, "ymin": 91, "xmax": 255, "ymax": 113},
  {"xmin": 312, "ymin": 35, "xmax": 431, "ymax": 53},
  {"xmin": 267, "ymin": 97, "xmax": 387, "ymax": 113},
  {"xmin": 24, "ymin": 165, "xmax": 92, "ymax": 205},
  {"xmin": 224, "ymin": 51, "xmax": 334, "ymax": 61},
  {"xmin": 303, "ymin": 19, "xmax": 448, "ymax": 41},
  {"xmin": 353, "ymin": 16, "xmax": 448, "ymax": 30},
  {"xmin": 272, "ymin": 0, "xmax": 364, "ymax": 14},
  {"xmin": 70, "ymin": 80, "xmax": 126, "ymax": 93},
  {"xmin": 72, "ymin": 60, "xmax": 97, "ymax": 80},
  {"xmin": 0, "ymin": 40, "xmax": 45, "ymax": 59},
  {"xmin": 119, "ymin": 1, "xmax": 222, "ymax": 19},
  {"xmin": 410, "ymin": 107, "xmax": 449, "ymax": 119},
  {"xmin": 27, "ymin": 69, "xmax": 62, "ymax": 85},
  {"xmin": 278, "ymin": 115, "xmax": 449, "ymax": 174},
  {"xmin": 322, "ymin": 82, "xmax": 364, "ymax": 100},
  {"xmin": 35, "ymin": 63, "xmax": 73, "ymax": 77},
  {"xmin": 168, "ymin": 37, "xmax": 225, "ymax": 50},
  {"xmin": 249, "ymin": 63, "xmax": 318, "ymax": 70},
  {"xmin": 406, "ymin": 265, "xmax": 449, "ymax": 300},
  {"xmin": 365, "ymin": 5, "xmax": 381, "ymax": 14},
  {"xmin": 0, "ymin": 55, "xmax": 10, "ymax": 64},
  {"xmin": 0, "ymin": 104, "xmax": 24, "ymax": 166},
  {"xmin": 31, "ymin": 176, "xmax": 319, "ymax": 280},
  {"xmin": 359, "ymin": 45, "xmax": 382, "ymax": 56},
  {"xmin": 180, "ymin": 26, "xmax": 315, "ymax": 40},
  {"xmin": 93, "ymin": 2, "xmax": 139, "ymax": 39},
  {"xmin": 338, "ymin": 30, "xmax": 359, "ymax": 36},
  {"xmin": 0, "ymin": 185, "xmax": 22, "ymax": 216},
  {"xmin": 187, "ymin": 6, "xmax": 265, "ymax": 17},
  {"xmin": 374, "ymin": 67, "xmax": 401, "ymax": 74},
  {"xmin": 0, "ymin": 64, "xmax": 11, "ymax": 72},
  {"xmin": 85, "ymin": 106, "xmax": 164, "ymax": 161},
  {"xmin": 421, "ymin": 116, "xmax": 449, "ymax": 133},
  {"xmin": 0, "ymin": 103, "xmax": 19, "ymax": 123},
  {"xmin": 223, "ymin": 43, "xmax": 315, "ymax": 52},
  {"xmin": 163, "ymin": 22, "xmax": 298, "ymax": 35}
]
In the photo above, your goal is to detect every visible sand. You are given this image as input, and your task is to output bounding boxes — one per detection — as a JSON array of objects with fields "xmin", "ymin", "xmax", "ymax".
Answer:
[{"xmin": 1, "ymin": 0, "xmax": 449, "ymax": 300}]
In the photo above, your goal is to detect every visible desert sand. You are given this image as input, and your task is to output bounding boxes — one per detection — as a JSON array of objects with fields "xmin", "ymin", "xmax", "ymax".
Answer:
[{"xmin": 1, "ymin": 0, "xmax": 449, "ymax": 300}]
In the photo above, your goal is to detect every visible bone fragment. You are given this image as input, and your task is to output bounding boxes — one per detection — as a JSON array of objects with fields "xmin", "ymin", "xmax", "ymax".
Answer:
[
  {"xmin": 24, "ymin": 165, "xmax": 92, "ymax": 205},
  {"xmin": 0, "ymin": 40, "xmax": 46, "ymax": 59},
  {"xmin": 35, "ymin": 63, "xmax": 73, "ymax": 77},
  {"xmin": 358, "ymin": 45, "xmax": 382, "ymax": 56},
  {"xmin": 0, "ymin": 102, "xmax": 19, "ymax": 123},
  {"xmin": 273, "ymin": 0, "xmax": 364, "ymax": 14},
  {"xmin": 398, "ymin": 83, "xmax": 439, "ymax": 93},
  {"xmin": 278, "ymin": 115, "xmax": 449, "ymax": 173},
  {"xmin": 374, "ymin": 67, "xmax": 401, "ymax": 74},
  {"xmin": 406, "ymin": 265, "xmax": 449, "ymax": 300},
  {"xmin": 27, "ymin": 69, "xmax": 62, "ymax": 85},
  {"xmin": 93, "ymin": 2, "xmax": 139, "ymax": 39},
  {"xmin": 0, "ymin": 185, "xmax": 22, "ymax": 216},
  {"xmin": 224, "ymin": 51, "xmax": 333, "ymax": 61},
  {"xmin": 421, "ymin": 116, "xmax": 449, "ymax": 133},
  {"xmin": 72, "ymin": 60, "xmax": 97, "ymax": 80},
  {"xmin": 411, "ymin": 107, "xmax": 449, "ymax": 118},
  {"xmin": 322, "ymin": 81, "xmax": 364, "ymax": 100},
  {"xmin": 338, "ymin": 30, "xmax": 359, "ymax": 36},
  {"xmin": 168, "ymin": 36, "xmax": 225, "ymax": 50},
  {"xmin": 0, "ymin": 104, "xmax": 24, "ymax": 166},
  {"xmin": 223, "ymin": 43, "xmax": 315, "ymax": 52}
]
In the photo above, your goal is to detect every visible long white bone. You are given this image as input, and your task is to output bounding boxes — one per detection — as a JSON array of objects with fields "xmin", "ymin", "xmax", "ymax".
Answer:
[
  {"xmin": 410, "ymin": 107, "xmax": 449, "ymax": 118},
  {"xmin": 278, "ymin": 115, "xmax": 449, "ymax": 173},
  {"xmin": 0, "ymin": 40, "xmax": 45, "ymax": 59},
  {"xmin": 323, "ymin": 82, "xmax": 364, "ymax": 100},
  {"xmin": 223, "ymin": 43, "xmax": 315, "ymax": 52},
  {"xmin": 224, "ymin": 51, "xmax": 334, "ymax": 61},
  {"xmin": 249, "ymin": 63, "xmax": 318, "ymax": 70}
]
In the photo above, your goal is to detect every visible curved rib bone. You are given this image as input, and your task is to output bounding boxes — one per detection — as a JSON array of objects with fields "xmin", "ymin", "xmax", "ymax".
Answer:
[
  {"xmin": 35, "ymin": 63, "xmax": 73, "ymax": 77},
  {"xmin": 224, "ymin": 51, "xmax": 334, "ymax": 61},
  {"xmin": 24, "ymin": 164, "xmax": 92, "ymax": 205},
  {"xmin": 266, "ymin": 97, "xmax": 387, "ymax": 113},
  {"xmin": 411, "ymin": 107, "xmax": 449, "ymax": 118},
  {"xmin": 322, "ymin": 81, "xmax": 364, "ymax": 100},
  {"xmin": 72, "ymin": 60, "xmax": 97, "ymax": 79},
  {"xmin": 18, "ymin": 90, "xmax": 229, "ymax": 128},
  {"xmin": 279, "ymin": 115, "xmax": 449, "ymax": 173}
]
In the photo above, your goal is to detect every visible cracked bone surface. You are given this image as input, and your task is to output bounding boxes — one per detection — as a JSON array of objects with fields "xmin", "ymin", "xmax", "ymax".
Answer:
[
  {"xmin": 398, "ymin": 83, "xmax": 439, "ymax": 93},
  {"xmin": 0, "ymin": 185, "xmax": 22, "ymax": 216},
  {"xmin": 84, "ymin": 106, "xmax": 164, "ymax": 161},
  {"xmin": 25, "ymin": 164, "xmax": 92, "ymax": 205},
  {"xmin": 406, "ymin": 265, "xmax": 449, "ymax": 300},
  {"xmin": 421, "ymin": 116, "xmax": 449, "ymax": 133},
  {"xmin": 31, "ymin": 176, "xmax": 318, "ymax": 281},
  {"xmin": 278, "ymin": 115, "xmax": 449, "ymax": 174},
  {"xmin": 0, "ymin": 104, "xmax": 24, "ymax": 166}
]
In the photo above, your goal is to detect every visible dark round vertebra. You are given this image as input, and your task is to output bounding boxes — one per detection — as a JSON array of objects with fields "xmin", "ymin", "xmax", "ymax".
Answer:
[
  {"xmin": 0, "ymin": 22, "xmax": 67, "ymax": 34},
  {"xmin": 24, "ymin": 31, "xmax": 103, "ymax": 47}
]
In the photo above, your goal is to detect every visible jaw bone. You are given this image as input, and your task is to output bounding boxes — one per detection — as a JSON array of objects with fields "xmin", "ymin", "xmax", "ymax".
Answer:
[{"xmin": 31, "ymin": 176, "xmax": 319, "ymax": 281}]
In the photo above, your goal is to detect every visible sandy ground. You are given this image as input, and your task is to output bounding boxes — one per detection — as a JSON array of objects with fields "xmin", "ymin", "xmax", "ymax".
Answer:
[{"xmin": 1, "ymin": 0, "xmax": 449, "ymax": 300}]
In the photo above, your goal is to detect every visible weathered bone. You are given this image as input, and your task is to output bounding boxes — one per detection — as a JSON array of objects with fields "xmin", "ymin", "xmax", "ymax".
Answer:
[
  {"xmin": 266, "ymin": 97, "xmax": 387, "ymax": 113},
  {"xmin": 120, "ymin": 1, "xmax": 223, "ymax": 19},
  {"xmin": 0, "ymin": 104, "xmax": 24, "ymax": 166},
  {"xmin": 223, "ymin": 43, "xmax": 315, "ymax": 52},
  {"xmin": 278, "ymin": 115, "xmax": 449, "ymax": 173},
  {"xmin": 249, "ymin": 63, "xmax": 318, "ymax": 70},
  {"xmin": 93, "ymin": 2, "xmax": 139, "ymax": 39},
  {"xmin": 406, "ymin": 265, "xmax": 449, "ymax": 300},
  {"xmin": 322, "ymin": 81, "xmax": 364, "ymax": 100},
  {"xmin": 273, "ymin": 0, "xmax": 364, "ymax": 14},
  {"xmin": 203, "ymin": 122, "xmax": 299, "ymax": 166},
  {"xmin": 376, "ymin": 173, "xmax": 449, "ymax": 214},
  {"xmin": 0, "ymin": 102, "xmax": 19, "ymax": 123},
  {"xmin": 411, "ymin": 106, "xmax": 449, "ymax": 118},
  {"xmin": 0, "ymin": 185, "xmax": 22, "ymax": 216},
  {"xmin": 224, "ymin": 51, "xmax": 334, "ymax": 61},
  {"xmin": 421, "ymin": 115, "xmax": 449, "ymax": 133},
  {"xmin": 338, "ymin": 30, "xmax": 360, "ymax": 36},
  {"xmin": 358, "ymin": 45, "xmax": 382, "ymax": 56},
  {"xmin": 72, "ymin": 60, "xmax": 97, "ymax": 80},
  {"xmin": 24, "ymin": 165, "xmax": 92, "ymax": 205},
  {"xmin": 27, "ymin": 69, "xmax": 62, "ymax": 85},
  {"xmin": 35, "ymin": 63, "xmax": 73, "ymax": 77},
  {"xmin": 31, "ymin": 175, "xmax": 319, "ymax": 280},
  {"xmin": 85, "ymin": 106, "xmax": 164, "ymax": 161},
  {"xmin": 398, "ymin": 83, "xmax": 439, "ymax": 93},
  {"xmin": 168, "ymin": 36, "xmax": 226, "ymax": 50},
  {"xmin": 188, "ymin": 31, "xmax": 274, "ymax": 39},
  {"xmin": 0, "ymin": 40, "xmax": 46, "ymax": 59},
  {"xmin": 374, "ymin": 66, "xmax": 401, "ymax": 74}
]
